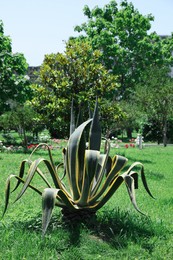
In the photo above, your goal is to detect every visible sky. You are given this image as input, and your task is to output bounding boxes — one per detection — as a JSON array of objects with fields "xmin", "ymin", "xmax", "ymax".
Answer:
[{"xmin": 1, "ymin": 0, "xmax": 173, "ymax": 66}]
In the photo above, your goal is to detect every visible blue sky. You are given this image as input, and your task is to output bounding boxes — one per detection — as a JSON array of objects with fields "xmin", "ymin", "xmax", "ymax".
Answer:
[{"xmin": 1, "ymin": 0, "xmax": 173, "ymax": 66}]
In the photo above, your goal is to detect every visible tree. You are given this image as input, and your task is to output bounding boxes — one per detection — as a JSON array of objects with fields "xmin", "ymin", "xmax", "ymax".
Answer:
[
  {"xmin": 116, "ymin": 100, "xmax": 147, "ymax": 139},
  {"xmin": 0, "ymin": 20, "xmax": 30, "ymax": 113},
  {"xmin": 75, "ymin": 0, "xmax": 173, "ymax": 96},
  {"xmin": 0, "ymin": 103, "xmax": 42, "ymax": 149},
  {"xmin": 134, "ymin": 66, "xmax": 173, "ymax": 146},
  {"xmin": 31, "ymin": 39, "xmax": 121, "ymax": 137}
]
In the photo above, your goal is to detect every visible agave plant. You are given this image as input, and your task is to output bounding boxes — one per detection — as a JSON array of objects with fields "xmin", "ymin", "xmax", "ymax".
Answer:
[{"xmin": 3, "ymin": 102, "xmax": 154, "ymax": 236}]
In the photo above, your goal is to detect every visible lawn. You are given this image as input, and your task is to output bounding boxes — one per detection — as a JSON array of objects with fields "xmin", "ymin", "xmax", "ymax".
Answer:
[{"xmin": 0, "ymin": 144, "xmax": 172, "ymax": 259}]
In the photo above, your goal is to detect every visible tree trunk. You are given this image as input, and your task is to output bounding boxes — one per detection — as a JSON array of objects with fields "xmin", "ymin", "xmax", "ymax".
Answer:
[
  {"xmin": 126, "ymin": 127, "xmax": 133, "ymax": 139},
  {"xmin": 23, "ymin": 128, "xmax": 28, "ymax": 152},
  {"xmin": 104, "ymin": 129, "xmax": 110, "ymax": 153},
  {"xmin": 163, "ymin": 120, "xmax": 167, "ymax": 147}
]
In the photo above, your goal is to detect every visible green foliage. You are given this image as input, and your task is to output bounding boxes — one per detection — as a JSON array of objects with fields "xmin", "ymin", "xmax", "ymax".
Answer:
[
  {"xmin": 31, "ymin": 39, "xmax": 120, "ymax": 137},
  {"xmin": 3, "ymin": 102, "xmax": 153, "ymax": 235},
  {"xmin": 0, "ymin": 103, "xmax": 43, "ymax": 148},
  {"xmin": 0, "ymin": 20, "xmax": 30, "ymax": 113},
  {"xmin": 75, "ymin": 0, "xmax": 173, "ymax": 95},
  {"xmin": 143, "ymin": 118, "xmax": 173, "ymax": 144},
  {"xmin": 74, "ymin": 0, "xmax": 173, "ymax": 140},
  {"xmin": 134, "ymin": 66, "xmax": 173, "ymax": 145}
]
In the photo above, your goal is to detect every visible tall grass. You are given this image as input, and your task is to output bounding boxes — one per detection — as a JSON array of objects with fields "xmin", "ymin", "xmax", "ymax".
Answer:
[{"xmin": 0, "ymin": 145, "xmax": 173, "ymax": 259}]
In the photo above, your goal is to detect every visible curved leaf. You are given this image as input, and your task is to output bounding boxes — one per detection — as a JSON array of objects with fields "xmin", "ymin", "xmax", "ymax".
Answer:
[
  {"xmin": 88, "ymin": 100, "xmax": 101, "ymax": 151},
  {"xmin": 90, "ymin": 154, "xmax": 107, "ymax": 196},
  {"xmin": 13, "ymin": 159, "xmax": 52, "ymax": 193},
  {"xmin": 15, "ymin": 158, "xmax": 64, "ymax": 202},
  {"xmin": 3, "ymin": 174, "xmax": 42, "ymax": 217},
  {"xmin": 42, "ymin": 188, "xmax": 57, "ymax": 236},
  {"xmin": 125, "ymin": 162, "xmax": 155, "ymax": 199},
  {"xmin": 29, "ymin": 143, "xmax": 56, "ymax": 171},
  {"xmin": 77, "ymin": 150, "xmax": 100, "ymax": 206},
  {"xmin": 140, "ymin": 167, "xmax": 155, "ymax": 199},
  {"xmin": 12, "ymin": 159, "xmax": 31, "ymax": 192},
  {"xmin": 66, "ymin": 118, "xmax": 92, "ymax": 200},
  {"xmin": 70, "ymin": 99, "xmax": 75, "ymax": 135},
  {"xmin": 90, "ymin": 140, "xmax": 111, "ymax": 196},
  {"xmin": 42, "ymin": 188, "xmax": 78, "ymax": 236},
  {"xmin": 90, "ymin": 176, "xmax": 124, "ymax": 211},
  {"xmin": 124, "ymin": 175, "xmax": 145, "ymax": 215},
  {"xmin": 89, "ymin": 155, "xmax": 127, "ymax": 204}
]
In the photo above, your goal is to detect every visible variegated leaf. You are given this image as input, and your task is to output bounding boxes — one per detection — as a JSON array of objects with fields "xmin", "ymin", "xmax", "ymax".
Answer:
[
  {"xmin": 66, "ymin": 118, "xmax": 92, "ymax": 200},
  {"xmin": 88, "ymin": 100, "xmax": 101, "ymax": 151}
]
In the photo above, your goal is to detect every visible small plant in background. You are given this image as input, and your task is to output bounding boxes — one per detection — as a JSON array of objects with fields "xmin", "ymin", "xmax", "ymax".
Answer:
[
  {"xmin": 27, "ymin": 144, "xmax": 39, "ymax": 150},
  {"xmin": 39, "ymin": 133, "xmax": 51, "ymax": 143},
  {"xmin": 3, "ymin": 102, "xmax": 154, "ymax": 236},
  {"xmin": 2, "ymin": 133, "xmax": 15, "ymax": 145},
  {"xmin": 109, "ymin": 137, "xmax": 122, "ymax": 148},
  {"xmin": 0, "ymin": 141, "xmax": 23, "ymax": 153},
  {"xmin": 0, "ymin": 140, "xmax": 3, "ymax": 151}
]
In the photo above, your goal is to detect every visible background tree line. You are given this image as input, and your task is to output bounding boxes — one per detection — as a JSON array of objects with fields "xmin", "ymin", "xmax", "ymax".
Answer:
[{"xmin": 1, "ymin": 0, "xmax": 173, "ymax": 146}]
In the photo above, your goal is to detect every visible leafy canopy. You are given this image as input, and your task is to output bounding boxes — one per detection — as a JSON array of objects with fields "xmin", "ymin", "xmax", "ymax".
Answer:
[
  {"xmin": 0, "ymin": 20, "xmax": 30, "ymax": 113},
  {"xmin": 31, "ymin": 39, "xmax": 120, "ymax": 137},
  {"xmin": 133, "ymin": 66, "xmax": 173, "ymax": 145},
  {"xmin": 75, "ymin": 0, "xmax": 173, "ymax": 95}
]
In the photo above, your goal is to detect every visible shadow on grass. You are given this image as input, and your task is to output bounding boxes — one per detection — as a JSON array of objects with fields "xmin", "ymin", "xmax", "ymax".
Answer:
[
  {"xmin": 16, "ymin": 207, "xmax": 163, "ymax": 252},
  {"xmin": 84, "ymin": 209, "xmax": 155, "ymax": 249},
  {"xmin": 126, "ymin": 157, "xmax": 153, "ymax": 165},
  {"xmin": 115, "ymin": 150, "xmax": 154, "ymax": 164},
  {"xmin": 147, "ymin": 170, "xmax": 165, "ymax": 181},
  {"xmin": 120, "ymin": 160, "xmax": 164, "ymax": 182}
]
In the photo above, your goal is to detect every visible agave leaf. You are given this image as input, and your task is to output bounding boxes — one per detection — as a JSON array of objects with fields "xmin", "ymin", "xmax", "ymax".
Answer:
[
  {"xmin": 15, "ymin": 158, "xmax": 64, "ymax": 202},
  {"xmin": 3, "ymin": 174, "xmax": 42, "ymax": 217},
  {"xmin": 105, "ymin": 156, "xmax": 112, "ymax": 177},
  {"xmin": 129, "ymin": 171, "xmax": 138, "ymax": 189},
  {"xmin": 56, "ymin": 189, "xmax": 78, "ymax": 210},
  {"xmin": 125, "ymin": 162, "xmax": 155, "ymax": 199},
  {"xmin": 140, "ymin": 167, "xmax": 155, "ymax": 199},
  {"xmin": 15, "ymin": 162, "xmax": 53, "ymax": 193},
  {"xmin": 3, "ymin": 174, "xmax": 14, "ymax": 217},
  {"xmin": 70, "ymin": 99, "xmax": 75, "ymax": 135},
  {"xmin": 61, "ymin": 148, "xmax": 67, "ymax": 181},
  {"xmin": 15, "ymin": 158, "xmax": 47, "ymax": 201},
  {"xmin": 124, "ymin": 175, "xmax": 145, "ymax": 215},
  {"xmin": 90, "ymin": 140, "xmax": 111, "ymax": 196},
  {"xmin": 35, "ymin": 167, "xmax": 52, "ymax": 187},
  {"xmin": 76, "ymin": 103, "xmax": 84, "ymax": 128},
  {"xmin": 42, "ymin": 188, "xmax": 57, "ymax": 236},
  {"xmin": 77, "ymin": 150, "xmax": 100, "ymax": 206},
  {"xmin": 66, "ymin": 118, "xmax": 92, "ymax": 200},
  {"xmin": 88, "ymin": 101, "xmax": 101, "ymax": 151},
  {"xmin": 77, "ymin": 126, "xmax": 86, "ymax": 193},
  {"xmin": 109, "ymin": 155, "xmax": 128, "ymax": 180},
  {"xmin": 32, "ymin": 159, "xmax": 62, "ymax": 190},
  {"xmin": 12, "ymin": 158, "xmax": 52, "ymax": 193},
  {"xmin": 55, "ymin": 162, "xmax": 65, "ymax": 180},
  {"xmin": 90, "ymin": 176, "xmax": 124, "ymax": 210},
  {"xmin": 89, "ymin": 155, "xmax": 128, "ymax": 204},
  {"xmin": 90, "ymin": 154, "xmax": 107, "ymax": 196},
  {"xmin": 29, "ymin": 143, "xmax": 56, "ymax": 171},
  {"xmin": 42, "ymin": 188, "xmax": 78, "ymax": 236},
  {"xmin": 12, "ymin": 159, "xmax": 31, "ymax": 192}
]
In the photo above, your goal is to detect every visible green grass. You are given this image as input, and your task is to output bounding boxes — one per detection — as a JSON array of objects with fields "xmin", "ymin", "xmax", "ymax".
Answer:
[{"xmin": 0, "ymin": 145, "xmax": 173, "ymax": 259}]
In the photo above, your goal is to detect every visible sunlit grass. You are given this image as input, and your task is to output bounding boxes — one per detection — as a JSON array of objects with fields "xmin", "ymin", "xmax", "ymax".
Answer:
[{"xmin": 0, "ymin": 145, "xmax": 173, "ymax": 259}]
